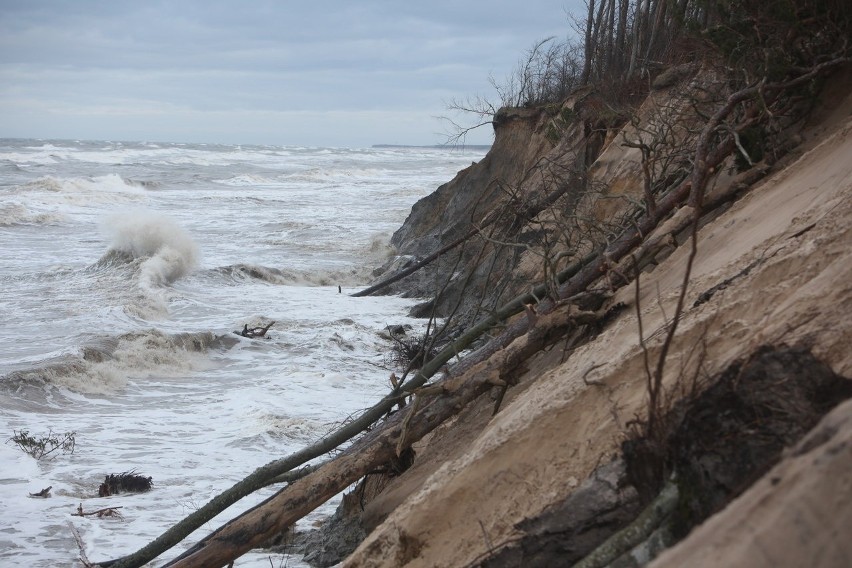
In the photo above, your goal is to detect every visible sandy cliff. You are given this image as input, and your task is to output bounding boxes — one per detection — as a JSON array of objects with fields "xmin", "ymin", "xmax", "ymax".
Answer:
[
  {"xmin": 379, "ymin": 90, "xmax": 623, "ymax": 321},
  {"xmin": 341, "ymin": 67, "xmax": 852, "ymax": 567}
]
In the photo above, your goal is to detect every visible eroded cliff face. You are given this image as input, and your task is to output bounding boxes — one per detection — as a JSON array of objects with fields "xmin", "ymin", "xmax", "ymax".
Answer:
[
  {"xmin": 378, "ymin": 66, "xmax": 707, "ymax": 324},
  {"xmin": 378, "ymin": 93, "xmax": 616, "ymax": 320},
  {"xmin": 344, "ymin": 66, "xmax": 852, "ymax": 567},
  {"xmin": 390, "ymin": 107, "xmax": 552, "ymax": 259}
]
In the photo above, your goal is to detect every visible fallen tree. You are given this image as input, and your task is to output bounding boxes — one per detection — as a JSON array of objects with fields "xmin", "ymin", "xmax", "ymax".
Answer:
[
  {"xmin": 93, "ymin": 138, "xmax": 726, "ymax": 567},
  {"xmin": 94, "ymin": 252, "xmax": 597, "ymax": 568},
  {"xmin": 159, "ymin": 304, "xmax": 607, "ymax": 567}
]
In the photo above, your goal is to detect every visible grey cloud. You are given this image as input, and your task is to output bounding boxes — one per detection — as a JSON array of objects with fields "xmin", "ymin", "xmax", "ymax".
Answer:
[{"xmin": 0, "ymin": 0, "xmax": 583, "ymax": 145}]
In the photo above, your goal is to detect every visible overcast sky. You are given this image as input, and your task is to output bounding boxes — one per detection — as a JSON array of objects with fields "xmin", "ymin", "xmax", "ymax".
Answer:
[{"xmin": 0, "ymin": 1, "xmax": 584, "ymax": 147}]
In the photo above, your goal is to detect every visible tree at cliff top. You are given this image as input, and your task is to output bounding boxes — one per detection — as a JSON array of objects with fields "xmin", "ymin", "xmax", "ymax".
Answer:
[
  {"xmin": 447, "ymin": 0, "xmax": 851, "ymax": 142},
  {"xmin": 430, "ymin": 0, "xmax": 851, "ymax": 321}
]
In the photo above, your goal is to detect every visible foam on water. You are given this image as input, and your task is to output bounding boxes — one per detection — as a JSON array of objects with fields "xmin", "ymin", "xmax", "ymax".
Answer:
[
  {"xmin": 98, "ymin": 212, "xmax": 199, "ymax": 320},
  {"xmin": 16, "ymin": 174, "xmax": 147, "ymax": 204},
  {"xmin": 2, "ymin": 329, "xmax": 219, "ymax": 396},
  {"xmin": 102, "ymin": 212, "xmax": 198, "ymax": 278},
  {"xmin": 0, "ymin": 138, "xmax": 489, "ymax": 567},
  {"xmin": 213, "ymin": 173, "xmax": 281, "ymax": 186},
  {"xmin": 0, "ymin": 202, "xmax": 65, "ymax": 226}
]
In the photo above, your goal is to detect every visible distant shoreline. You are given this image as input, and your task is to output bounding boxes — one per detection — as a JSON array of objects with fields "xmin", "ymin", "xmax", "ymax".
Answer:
[{"xmin": 372, "ymin": 144, "xmax": 492, "ymax": 151}]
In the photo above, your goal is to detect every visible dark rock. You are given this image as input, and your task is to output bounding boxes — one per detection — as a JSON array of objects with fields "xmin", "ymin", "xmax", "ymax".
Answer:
[
  {"xmin": 478, "ymin": 459, "xmax": 641, "ymax": 567},
  {"xmin": 667, "ymin": 346, "xmax": 852, "ymax": 534},
  {"xmin": 623, "ymin": 345, "xmax": 852, "ymax": 538},
  {"xmin": 384, "ymin": 325, "xmax": 409, "ymax": 336},
  {"xmin": 408, "ymin": 299, "xmax": 436, "ymax": 319},
  {"xmin": 287, "ymin": 508, "xmax": 367, "ymax": 568}
]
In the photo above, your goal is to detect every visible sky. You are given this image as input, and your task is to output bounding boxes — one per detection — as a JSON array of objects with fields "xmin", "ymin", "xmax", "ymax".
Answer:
[{"xmin": 0, "ymin": 0, "xmax": 584, "ymax": 147}]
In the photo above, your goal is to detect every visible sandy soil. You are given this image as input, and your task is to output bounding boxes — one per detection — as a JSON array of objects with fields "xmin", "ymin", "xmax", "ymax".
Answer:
[{"xmin": 343, "ymin": 75, "xmax": 852, "ymax": 567}]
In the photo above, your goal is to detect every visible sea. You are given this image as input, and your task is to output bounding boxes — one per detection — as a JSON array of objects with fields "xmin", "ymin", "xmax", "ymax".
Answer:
[{"xmin": 0, "ymin": 138, "xmax": 488, "ymax": 567}]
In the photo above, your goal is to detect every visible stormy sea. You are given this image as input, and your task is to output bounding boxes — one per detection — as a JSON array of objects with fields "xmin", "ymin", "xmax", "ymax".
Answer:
[{"xmin": 0, "ymin": 138, "xmax": 487, "ymax": 566}]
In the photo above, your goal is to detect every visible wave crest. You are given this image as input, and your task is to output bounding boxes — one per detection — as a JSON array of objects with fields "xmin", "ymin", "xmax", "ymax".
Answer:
[
  {"xmin": 17, "ymin": 174, "xmax": 146, "ymax": 204},
  {"xmin": 2, "ymin": 329, "xmax": 221, "ymax": 395},
  {"xmin": 211, "ymin": 263, "xmax": 372, "ymax": 287},
  {"xmin": 102, "ymin": 212, "xmax": 199, "ymax": 287},
  {"xmin": 213, "ymin": 173, "xmax": 279, "ymax": 186},
  {"xmin": 214, "ymin": 263, "xmax": 303, "ymax": 285},
  {"xmin": 0, "ymin": 203, "xmax": 65, "ymax": 226}
]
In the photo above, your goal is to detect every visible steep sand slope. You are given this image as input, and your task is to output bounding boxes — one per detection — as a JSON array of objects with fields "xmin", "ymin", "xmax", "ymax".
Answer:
[{"xmin": 345, "ymin": 88, "xmax": 852, "ymax": 567}]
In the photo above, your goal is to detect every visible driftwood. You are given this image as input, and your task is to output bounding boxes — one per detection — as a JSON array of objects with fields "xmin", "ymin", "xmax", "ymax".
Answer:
[
  {"xmin": 70, "ymin": 521, "xmax": 95, "ymax": 568},
  {"xmin": 74, "ymin": 504, "xmax": 124, "ymax": 519},
  {"xmin": 29, "ymin": 486, "xmax": 51, "ymax": 498},
  {"xmin": 238, "ymin": 321, "xmax": 275, "ymax": 338}
]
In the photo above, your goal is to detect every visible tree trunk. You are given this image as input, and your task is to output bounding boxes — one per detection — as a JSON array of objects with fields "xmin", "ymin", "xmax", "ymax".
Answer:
[{"xmin": 161, "ymin": 305, "xmax": 603, "ymax": 568}]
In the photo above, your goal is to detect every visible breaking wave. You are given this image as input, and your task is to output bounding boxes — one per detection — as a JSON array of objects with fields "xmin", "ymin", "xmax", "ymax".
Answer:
[
  {"xmin": 123, "ymin": 178, "xmax": 161, "ymax": 189},
  {"xmin": 0, "ymin": 203, "xmax": 65, "ymax": 226},
  {"xmin": 212, "ymin": 263, "xmax": 310, "ymax": 285},
  {"xmin": 101, "ymin": 211, "xmax": 199, "ymax": 288},
  {"xmin": 1, "ymin": 329, "xmax": 222, "ymax": 395},
  {"xmin": 210, "ymin": 262, "xmax": 382, "ymax": 287},
  {"xmin": 16, "ymin": 174, "xmax": 146, "ymax": 205},
  {"xmin": 213, "ymin": 173, "xmax": 280, "ymax": 186}
]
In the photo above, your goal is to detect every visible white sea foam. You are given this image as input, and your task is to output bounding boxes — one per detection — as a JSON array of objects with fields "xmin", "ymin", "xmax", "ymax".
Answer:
[
  {"xmin": 253, "ymin": 412, "xmax": 328, "ymax": 443},
  {"xmin": 0, "ymin": 203, "xmax": 65, "ymax": 226},
  {"xmin": 2, "ymin": 329, "xmax": 218, "ymax": 395},
  {"xmin": 102, "ymin": 211, "xmax": 199, "ymax": 288},
  {"xmin": 17, "ymin": 174, "xmax": 146, "ymax": 204},
  {"xmin": 0, "ymin": 144, "xmax": 70, "ymax": 165},
  {"xmin": 0, "ymin": 139, "xmax": 488, "ymax": 567},
  {"xmin": 213, "ymin": 173, "xmax": 280, "ymax": 186}
]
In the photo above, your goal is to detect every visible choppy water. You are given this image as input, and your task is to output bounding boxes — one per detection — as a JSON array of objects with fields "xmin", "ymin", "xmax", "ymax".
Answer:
[{"xmin": 0, "ymin": 138, "xmax": 487, "ymax": 566}]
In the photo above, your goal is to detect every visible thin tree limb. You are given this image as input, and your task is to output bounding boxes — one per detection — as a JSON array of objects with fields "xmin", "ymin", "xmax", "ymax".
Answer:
[{"xmin": 352, "ymin": 178, "xmax": 576, "ymax": 297}]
